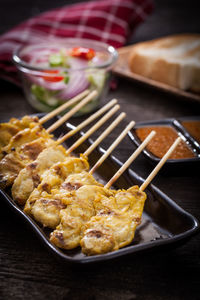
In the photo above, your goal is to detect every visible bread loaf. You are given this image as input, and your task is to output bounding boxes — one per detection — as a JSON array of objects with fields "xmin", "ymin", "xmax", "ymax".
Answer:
[{"xmin": 129, "ymin": 34, "xmax": 200, "ymax": 92}]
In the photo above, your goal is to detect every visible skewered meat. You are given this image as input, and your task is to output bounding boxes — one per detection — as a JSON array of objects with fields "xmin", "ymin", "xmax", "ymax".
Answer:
[
  {"xmin": 0, "ymin": 124, "xmax": 19, "ymax": 160},
  {"xmin": 81, "ymin": 186, "xmax": 146, "ymax": 255},
  {"xmin": 3, "ymin": 124, "xmax": 50, "ymax": 154},
  {"xmin": 0, "ymin": 126, "xmax": 53, "ymax": 188},
  {"xmin": 0, "ymin": 137, "xmax": 54, "ymax": 189},
  {"xmin": 50, "ymin": 185, "xmax": 146, "ymax": 254},
  {"xmin": 50, "ymin": 185, "xmax": 112, "ymax": 249},
  {"xmin": 29, "ymin": 171, "xmax": 102, "ymax": 228},
  {"xmin": 8, "ymin": 115, "xmax": 39, "ymax": 130},
  {"xmin": 0, "ymin": 112, "xmax": 149, "ymax": 256},
  {"xmin": 24, "ymin": 156, "xmax": 89, "ymax": 215},
  {"xmin": 12, "ymin": 145, "xmax": 67, "ymax": 205},
  {"xmin": 0, "ymin": 116, "xmax": 40, "ymax": 159}
]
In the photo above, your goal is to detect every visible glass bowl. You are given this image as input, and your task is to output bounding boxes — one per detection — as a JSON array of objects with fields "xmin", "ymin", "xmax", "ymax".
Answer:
[{"xmin": 13, "ymin": 38, "xmax": 118, "ymax": 116}]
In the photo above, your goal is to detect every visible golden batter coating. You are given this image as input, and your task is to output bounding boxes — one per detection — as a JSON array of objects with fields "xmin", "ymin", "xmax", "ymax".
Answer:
[
  {"xmin": 24, "ymin": 156, "xmax": 89, "ymax": 217},
  {"xmin": 9, "ymin": 115, "xmax": 39, "ymax": 130},
  {"xmin": 49, "ymin": 185, "xmax": 146, "ymax": 255},
  {"xmin": 12, "ymin": 145, "xmax": 67, "ymax": 205},
  {"xmin": 3, "ymin": 124, "xmax": 50, "ymax": 154},
  {"xmin": 81, "ymin": 186, "xmax": 146, "ymax": 255},
  {"xmin": 0, "ymin": 136, "xmax": 54, "ymax": 189},
  {"xmin": 0, "ymin": 116, "xmax": 39, "ymax": 159},
  {"xmin": 0, "ymin": 124, "xmax": 53, "ymax": 188},
  {"xmin": 50, "ymin": 185, "xmax": 112, "ymax": 249},
  {"xmin": 0, "ymin": 123, "xmax": 19, "ymax": 158},
  {"xmin": 31, "ymin": 194, "xmax": 67, "ymax": 229},
  {"xmin": 28, "ymin": 171, "xmax": 103, "ymax": 229}
]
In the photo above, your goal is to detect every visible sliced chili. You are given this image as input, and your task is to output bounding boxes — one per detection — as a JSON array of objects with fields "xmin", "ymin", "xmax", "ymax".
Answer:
[
  {"xmin": 42, "ymin": 70, "xmax": 64, "ymax": 82},
  {"xmin": 70, "ymin": 47, "xmax": 95, "ymax": 60}
]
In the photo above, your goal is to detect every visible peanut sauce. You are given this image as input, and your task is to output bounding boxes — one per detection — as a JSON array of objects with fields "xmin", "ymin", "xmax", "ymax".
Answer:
[
  {"xmin": 135, "ymin": 126, "xmax": 196, "ymax": 159},
  {"xmin": 182, "ymin": 121, "xmax": 200, "ymax": 144}
]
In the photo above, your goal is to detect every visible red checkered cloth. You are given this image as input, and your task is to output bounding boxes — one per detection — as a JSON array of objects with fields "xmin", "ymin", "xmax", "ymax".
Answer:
[{"xmin": 0, "ymin": 0, "xmax": 153, "ymax": 85}]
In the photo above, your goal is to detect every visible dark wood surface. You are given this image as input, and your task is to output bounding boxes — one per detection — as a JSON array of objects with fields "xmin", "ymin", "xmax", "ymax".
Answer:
[{"xmin": 1, "ymin": 1, "xmax": 200, "ymax": 299}]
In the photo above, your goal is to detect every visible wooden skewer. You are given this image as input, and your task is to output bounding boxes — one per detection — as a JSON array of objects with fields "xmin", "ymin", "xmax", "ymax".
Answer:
[
  {"xmin": 89, "ymin": 121, "xmax": 135, "ymax": 175},
  {"xmin": 84, "ymin": 112, "xmax": 126, "ymax": 157},
  {"xmin": 39, "ymin": 89, "xmax": 90, "ymax": 124},
  {"xmin": 46, "ymin": 90, "xmax": 98, "ymax": 133},
  {"xmin": 139, "ymin": 137, "xmax": 182, "ymax": 192},
  {"xmin": 105, "ymin": 130, "xmax": 156, "ymax": 189},
  {"xmin": 56, "ymin": 99, "xmax": 117, "ymax": 145},
  {"xmin": 66, "ymin": 104, "xmax": 120, "ymax": 154}
]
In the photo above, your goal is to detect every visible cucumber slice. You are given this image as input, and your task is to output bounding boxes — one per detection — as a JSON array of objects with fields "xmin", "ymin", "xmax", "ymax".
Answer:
[{"xmin": 49, "ymin": 54, "xmax": 63, "ymax": 67}]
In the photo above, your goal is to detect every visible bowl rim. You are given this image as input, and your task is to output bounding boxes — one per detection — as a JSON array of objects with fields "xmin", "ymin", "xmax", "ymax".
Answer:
[
  {"xmin": 128, "ymin": 117, "xmax": 200, "ymax": 165},
  {"xmin": 12, "ymin": 38, "xmax": 118, "ymax": 74}
]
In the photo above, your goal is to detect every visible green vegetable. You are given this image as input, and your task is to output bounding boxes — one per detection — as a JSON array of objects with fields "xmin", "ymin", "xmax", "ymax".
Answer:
[
  {"xmin": 64, "ymin": 75, "xmax": 70, "ymax": 84},
  {"xmin": 49, "ymin": 54, "xmax": 63, "ymax": 67},
  {"xmin": 49, "ymin": 50, "xmax": 70, "ymax": 68},
  {"xmin": 31, "ymin": 84, "xmax": 60, "ymax": 107}
]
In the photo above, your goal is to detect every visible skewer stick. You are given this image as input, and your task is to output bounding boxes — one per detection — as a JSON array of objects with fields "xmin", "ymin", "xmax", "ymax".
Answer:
[
  {"xmin": 46, "ymin": 90, "xmax": 98, "ymax": 133},
  {"xmin": 139, "ymin": 137, "xmax": 181, "ymax": 192},
  {"xmin": 66, "ymin": 105, "xmax": 120, "ymax": 154},
  {"xmin": 90, "ymin": 121, "xmax": 135, "ymax": 175},
  {"xmin": 84, "ymin": 112, "xmax": 126, "ymax": 157},
  {"xmin": 39, "ymin": 89, "xmax": 90, "ymax": 124},
  {"xmin": 56, "ymin": 99, "xmax": 117, "ymax": 145},
  {"xmin": 105, "ymin": 130, "xmax": 156, "ymax": 189}
]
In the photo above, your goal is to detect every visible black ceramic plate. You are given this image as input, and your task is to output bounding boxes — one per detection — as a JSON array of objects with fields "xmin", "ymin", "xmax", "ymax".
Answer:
[
  {"xmin": 128, "ymin": 117, "xmax": 200, "ymax": 168},
  {"xmin": 0, "ymin": 115, "xmax": 199, "ymax": 264}
]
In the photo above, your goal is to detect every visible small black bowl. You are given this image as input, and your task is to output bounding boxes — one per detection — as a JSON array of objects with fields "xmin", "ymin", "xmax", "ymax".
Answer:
[{"xmin": 128, "ymin": 117, "xmax": 200, "ymax": 172}]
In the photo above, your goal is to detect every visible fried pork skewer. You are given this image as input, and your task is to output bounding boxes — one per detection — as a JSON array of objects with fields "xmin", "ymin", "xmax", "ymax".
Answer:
[
  {"xmin": 23, "ymin": 108, "xmax": 124, "ymax": 225},
  {"xmin": 50, "ymin": 131, "xmax": 155, "ymax": 250},
  {"xmin": 80, "ymin": 137, "xmax": 182, "ymax": 255},
  {"xmin": 14, "ymin": 116, "xmax": 134, "ymax": 208},
  {"xmin": 23, "ymin": 115, "xmax": 131, "ymax": 229},
  {"xmin": 26, "ymin": 122, "xmax": 148, "ymax": 241},
  {"xmin": 0, "ymin": 91, "xmax": 99, "ymax": 188},
  {"xmin": 11, "ymin": 98, "xmax": 117, "ymax": 202},
  {"xmin": 0, "ymin": 116, "xmax": 41, "ymax": 160},
  {"xmin": 12, "ymin": 103, "xmax": 121, "ymax": 204}
]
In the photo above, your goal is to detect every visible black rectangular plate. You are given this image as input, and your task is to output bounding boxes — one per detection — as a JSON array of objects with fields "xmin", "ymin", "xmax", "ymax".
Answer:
[
  {"xmin": 128, "ymin": 117, "xmax": 200, "ymax": 169},
  {"xmin": 0, "ymin": 115, "xmax": 199, "ymax": 264}
]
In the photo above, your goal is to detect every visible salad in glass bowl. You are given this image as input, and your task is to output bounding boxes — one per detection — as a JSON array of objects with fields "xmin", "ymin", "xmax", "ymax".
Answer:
[{"xmin": 13, "ymin": 38, "xmax": 118, "ymax": 116}]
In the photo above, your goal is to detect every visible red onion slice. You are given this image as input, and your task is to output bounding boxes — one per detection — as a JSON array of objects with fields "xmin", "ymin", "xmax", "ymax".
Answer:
[
  {"xmin": 57, "ymin": 57, "xmax": 89, "ymax": 100},
  {"xmin": 57, "ymin": 70, "xmax": 89, "ymax": 100}
]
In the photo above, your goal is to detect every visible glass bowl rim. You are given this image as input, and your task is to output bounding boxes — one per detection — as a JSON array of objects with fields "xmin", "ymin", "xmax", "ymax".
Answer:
[{"xmin": 12, "ymin": 38, "xmax": 118, "ymax": 74}]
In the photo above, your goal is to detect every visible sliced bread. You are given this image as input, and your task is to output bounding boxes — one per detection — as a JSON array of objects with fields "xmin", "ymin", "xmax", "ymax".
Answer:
[{"xmin": 129, "ymin": 34, "xmax": 200, "ymax": 92}]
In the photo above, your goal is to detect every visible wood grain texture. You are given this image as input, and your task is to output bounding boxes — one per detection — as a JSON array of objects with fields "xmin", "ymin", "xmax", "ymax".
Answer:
[{"xmin": 0, "ymin": 0, "xmax": 200, "ymax": 299}]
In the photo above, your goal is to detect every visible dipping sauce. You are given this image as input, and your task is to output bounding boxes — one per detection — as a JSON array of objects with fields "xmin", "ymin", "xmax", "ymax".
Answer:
[
  {"xmin": 182, "ymin": 121, "xmax": 200, "ymax": 144},
  {"xmin": 135, "ymin": 126, "xmax": 196, "ymax": 159}
]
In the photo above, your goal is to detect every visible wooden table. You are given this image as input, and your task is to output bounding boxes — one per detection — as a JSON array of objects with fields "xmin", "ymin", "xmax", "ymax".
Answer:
[{"xmin": 0, "ymin": 0, "xmax": 200, "ymax": 299}]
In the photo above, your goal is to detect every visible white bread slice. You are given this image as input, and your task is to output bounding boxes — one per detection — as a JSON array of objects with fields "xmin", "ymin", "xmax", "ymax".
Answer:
[{"xmin": 129, "ymin": 34, "xmax": 200, "ymax": 92}]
